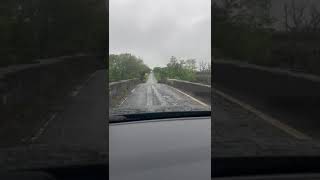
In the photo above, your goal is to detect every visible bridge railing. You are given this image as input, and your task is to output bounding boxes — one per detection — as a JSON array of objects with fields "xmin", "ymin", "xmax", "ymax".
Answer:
[
  {"xmin": 109, "ymin": 79, "xmax": 141, "ymax": 108},
  {"xmin": 166, "ymin": 79, "xmax": 211, "ymax": 106},
  {"xmin": 0, "ymin": 54, "xmax": 104, "ymax": 140},
  {"xmin": 214, "ymin": 59, "xmax": 320, "ymax": 106}
]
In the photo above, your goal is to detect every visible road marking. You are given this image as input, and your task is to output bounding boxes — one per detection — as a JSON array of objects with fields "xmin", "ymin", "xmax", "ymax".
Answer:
[
  {"xmin": 71, "ymin": 71, "xmax": 97, "ymax": 97},
  {"xmin": 71, "ymin": 86, "xmax": 81, "ymax": 96},
  {"xmin": 30, "ymin": 113, "xmax": 57, "ymax": 143},
  {"xmin": 119, "ymin": 96, "xmax": 128, "ymax": 106},
  {"xmin": 213, "ymin": 88, "xmax": 312, "ymax": 140},
  {"xmin": 152, "ymin": 85, "xmax": 167, "ymax": 105},
  {"xmin": 147, "ymin": 86, "xmax": 152, "ymax": 107},
  {"xmin": 168, "ymin": 85, "xmax": 209, "ymax": 108},
  {"xmin": 119, "ymin": 87, "xmax": 137, "ymax": 106}
]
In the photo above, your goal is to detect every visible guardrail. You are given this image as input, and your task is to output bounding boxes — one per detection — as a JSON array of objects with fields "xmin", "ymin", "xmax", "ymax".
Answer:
[
  {"xmin": 195, "ymin": 72, "xmax": 211, "ymax": 85},
  {"xmin": 214, "ymin": 59, "xmax": 320, "ymax": 106},
  {"xmin": 0, "ymin": 55, "xmax": 103, "ymax": 107},
  {"xmin": 0, "ymin": 54, "xmax": 104, "ymax": 142},
  {"xmin": 166, "ymin": 79, "xmax": 211, "ymax": 105},
  {"xmin": 109, "ymin": 79, "xmax": 141, "ymax": 107}
]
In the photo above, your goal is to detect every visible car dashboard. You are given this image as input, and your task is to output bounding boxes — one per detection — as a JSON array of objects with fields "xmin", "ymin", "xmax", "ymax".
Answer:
[{"xmin": 109, "ymin": 115, "xmax": 211, "ymax": 180}]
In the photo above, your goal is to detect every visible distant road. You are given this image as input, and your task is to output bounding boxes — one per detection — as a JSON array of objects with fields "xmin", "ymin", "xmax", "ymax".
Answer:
[{"xmin": 111, "ymin": 72, "xmax": 210, "ymax": 115}]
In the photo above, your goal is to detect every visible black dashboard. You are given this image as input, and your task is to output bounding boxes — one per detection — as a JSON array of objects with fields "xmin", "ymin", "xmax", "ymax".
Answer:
[
  {"xmin": 213, "ymin": 156, "xmax": 320, "ymax": 180},
  {"xmin": 0, "ymin": 164, "xmax": 108, "ymax": 180}
]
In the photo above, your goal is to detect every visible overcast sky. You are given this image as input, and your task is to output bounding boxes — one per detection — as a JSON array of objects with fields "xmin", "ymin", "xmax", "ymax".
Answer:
[{"xmin": 109, "ymin": 0, "xmax": 211, "ymax": 68}]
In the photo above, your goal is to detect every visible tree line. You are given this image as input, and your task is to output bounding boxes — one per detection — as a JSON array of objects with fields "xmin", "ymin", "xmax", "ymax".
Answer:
[
  {"xmin": 153, "ymin": 56, "xmax": 210, "ymax": 83},
  {"xmin": 109, "ymin": 53, "xmax": 151, "ymax": 82},
  {"xmin": 213, "ymin": 0, "xmax": 320, "ymax": 74},
  {"xmin": 213, "ymin": 0, "xmax": 274, "ymax": 65},
  {"xmin": 283, "ymin": 0, "xmax": 320, "ymax": 33},
  {"xmin": 0, "ymin": 0, "xmax": 107, "ymax": 67}
]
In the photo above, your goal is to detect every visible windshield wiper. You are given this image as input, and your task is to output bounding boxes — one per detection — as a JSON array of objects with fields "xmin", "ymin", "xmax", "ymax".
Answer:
[{"xmin": 109, "ymin": 111, "xmax": 211, "ymax": 123}]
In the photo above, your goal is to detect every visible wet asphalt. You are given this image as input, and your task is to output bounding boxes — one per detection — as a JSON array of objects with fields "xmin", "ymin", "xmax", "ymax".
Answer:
[
  {"xmin": 31, "ymin": 70, "xmax": 108, "ymax": 151},
  {"xmin": 213, "ymin": 91, "xmax": 320, "ymax": 157},
  {"xmin": 111, "ymin": 72, "xmax": 211, "ymax": 115}
]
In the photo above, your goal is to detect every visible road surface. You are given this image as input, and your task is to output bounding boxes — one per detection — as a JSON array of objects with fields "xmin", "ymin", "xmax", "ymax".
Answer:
[
  {"xmin": 111, "ymin": 72, "xmax": 210, "ymax": 115},
  {"xmin": 15, "ymin": 68, "xmax": 320, "ymax": 158},
  {"xmin": 29, "ymin": 69, "xmax": 108, "ymax": 151},
  {"xmin": 213, "ymin": 91, "xmax": 320, "ymax": 157}
]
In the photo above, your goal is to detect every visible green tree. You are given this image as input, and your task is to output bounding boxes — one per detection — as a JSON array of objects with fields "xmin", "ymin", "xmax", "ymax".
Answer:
[
  {"xmin": 213, "ymin": 0, "xmax": 273, "ymax": 65},
  {"xmin": 153, "ymin": 56, "xmax": 197, "ymax": 82},
  {"xmin": 109, "ymin": 53, "xmax": 150, "ymax": 82},
  {"xmin": 0, "ymin": 0, "xmax": 107, "ymax": 67}
]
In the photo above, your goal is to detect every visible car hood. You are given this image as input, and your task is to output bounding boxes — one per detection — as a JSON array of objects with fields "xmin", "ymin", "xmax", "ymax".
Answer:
[
  {"xmin": 109, "ymin": 117, "xmax": 211, "ymax": 180},
  {"xmin": 0, "ymin": 144, "xmax": 107, "ymax": 171}
]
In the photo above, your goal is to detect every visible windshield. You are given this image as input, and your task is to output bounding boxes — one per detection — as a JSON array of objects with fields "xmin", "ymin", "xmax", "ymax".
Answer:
[
  {"xmin": 109, "ymin": 0, "xmax": 211, "ymax": 118},
  {"xmin": 0, "ymin": 0, "xmax": 107, "ymax": 170},
  {"xmin": 213, "ymin": 0, "xmax": 320, "ymax": 159}
]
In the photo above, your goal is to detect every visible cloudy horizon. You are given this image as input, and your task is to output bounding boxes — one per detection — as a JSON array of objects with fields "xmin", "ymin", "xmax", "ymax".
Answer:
[{"xmin": 109, "ymin": 0, "xmax": 211, "ymax": 68}]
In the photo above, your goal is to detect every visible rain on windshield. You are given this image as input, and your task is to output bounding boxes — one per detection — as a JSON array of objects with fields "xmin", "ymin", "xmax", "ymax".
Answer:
[
  {"xmin": 109, "ymin": 55, "xmax": 211, "ymax": 115},
  {"xmin": 109, "ymin": 0, "xmax": 211, "ymax": 115},
  {"xmin": 213, "ymin": 0, "xmax": 320, "ymax": 158},
  {"xmin": 0, "ymin": 0, "xmax": 107, "ymax": 168}
]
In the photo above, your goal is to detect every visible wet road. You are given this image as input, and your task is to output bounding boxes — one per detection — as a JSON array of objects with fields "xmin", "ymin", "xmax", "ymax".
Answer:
[
  {"xmin": 31, "ymin": 70, "xmax": 108, "ymax": 151},
  {"xmin": 0, "ymin": 70, "xmax": 108, "ymax": 168},
  {"xmin": 213, "ymin": 90, "xmax": 320, "ymax": 157},
  {"xmin": 111, "ymin": 72, "xmax": 210, "ymax": 115}
]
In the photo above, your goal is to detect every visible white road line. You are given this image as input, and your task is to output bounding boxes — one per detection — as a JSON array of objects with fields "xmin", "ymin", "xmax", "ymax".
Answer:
[
  {"xmin": 30, "ymin": 113, "xmax": 57, "ymax": 142},
  {"xmin": 147, "ymin": 86, "xmax": 152, "ymax": 107},
  {"xmin": 71, "ymin": 86, "xmax": 81, "ymax": 97},
  {"xmin": 119, "ymin": 87, "xmax": 137, "ymax": 106},
  {"xmin": 119, "ymin": 96, "xmax": 128, "ymax": 106},
  {"xmin": 168, "ymin": 85, "xmax": 210, "ymax": 108},
  {"xmin": 86, "ymin": 71, "xmax": 97, "ymax": 83},
  {"xmin": 71, "ymin": 71, "xmax": 97, "ymax": 97},
  {"xmin": 213, "ymin": 88, "xmax": 312, "ymax": 140},
  {"xmin": 152, "ymin": 85, "xmax": 167, "ymax": 106}
]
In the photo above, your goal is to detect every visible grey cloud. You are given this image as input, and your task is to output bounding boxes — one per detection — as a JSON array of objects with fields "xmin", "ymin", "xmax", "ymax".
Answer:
[{"xmin": 110, "ymin": 0, "xmax": 211, "ymax": 68}]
